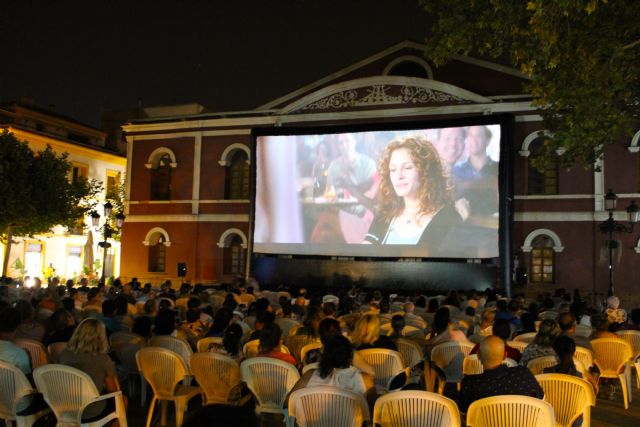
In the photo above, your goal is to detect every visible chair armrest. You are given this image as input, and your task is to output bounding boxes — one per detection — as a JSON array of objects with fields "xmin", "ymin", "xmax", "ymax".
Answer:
[{"xmin": 77, "ymin": 390, "xmax": 125, "ymax": 424}]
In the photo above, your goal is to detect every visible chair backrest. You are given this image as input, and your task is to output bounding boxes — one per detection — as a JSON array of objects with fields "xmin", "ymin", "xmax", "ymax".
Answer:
[
  {"xmin": 13, "ymin": 338, "xmax": 48, "ymax": 370},
  {"xmin": 196, "ymin": 336, "xmax": 223, "ymax": 353},
  {"xmin": 0, "ymin": 360, "xmax": 37, "ymax": 420},
  {"xmin": 373, "ymin": 390, "xmax": 461, "ymax": 427},
  {"xmin": 573, "ymin": 346, "xmax": 594, "ymax": 369},
  {"xmin": 535, "ymin": 373, "xmax": 595, "ymax": 427},
  {"xmin": 357, "ymin": 348, "xmax": 405, "ymax": 391},
  {"xmin": 46, "ymin": 342, "xmax": 68, "ymax": 364},
  {"xmin": 288, "ymin": 335, "xmax": 320, "ymax": 364},
  {"xmin": 149, "ymin": 335, "xmax": 193, "ymax": 370},
  {"xmin": 466, "ymin": 395, "xmax": 555, "ymax": 427},
  {"xmin": 242, "ymin": 339, "xmax": 290, "ymax": 359},
  {"xmin": 300, "ymin": 342, "xmax": 323, "ymax": 365},
  {"xmin": 110, "ymin": 331, "xmax": 145, "ymax": 355},
  {"xmin": 591, "ymin": 338, "xmax": 633, "ymax": 376},
  {"xmin": 430, "ymin": 341, "xmax": 475, "ymax": 383},
  {"xmin": 288, "ymin": 386, "xmax": 370, "ymax": 427},
  {"xmin": 506, "ymin": 340, "xmax": 528, "ymax": 354},
  {"xmin": 136, "ymin": 347, "xmax": 190, "ymax": 400},
  {"xmin": 463, "ymin": 355, "xmax": 484, "ymax": 376},
  {"xmin": 240, "ymin": 357, "xmax": 300, "ymax": 413},
  {"xmin": 527, "ymin": 355, "xmax": 559, "ymax": 375},
  {"xmin": 275, "ymin": 318, "xmax": 301, "ymax": 344},
  {"xmin": 302, "ymin": 362, "xmax": 319, "ymax": 375},
  {"xmin": 190, "ymin": 352, "xmax": 241, "ymax": 404},
  {"xmin": 33, "ymin": 364, "xmax": 100, "ymax": 424},
  {"xmin": 616, "ymin": 330, "xmax": 640, "ymax": 358},
  {"xmin": 396, "ymin": 338, "xmax": 424, "ymax": 369},
  {"xmin": 513, "ymin": 332, "xmax": 537, "ymax": 343},
  {"xmin": 538, "ymin": 311, "xmax": 559, "ymax": 321}
]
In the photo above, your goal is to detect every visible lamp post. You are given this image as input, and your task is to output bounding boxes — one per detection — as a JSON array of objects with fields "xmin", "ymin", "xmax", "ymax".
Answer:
[
  {"xmin": 90, "ymin": 202, "xmax": 125, "ymax": 283},
  {"xmin": 598, "ymin": 189, "xmax": 638, "ymax": 297}
]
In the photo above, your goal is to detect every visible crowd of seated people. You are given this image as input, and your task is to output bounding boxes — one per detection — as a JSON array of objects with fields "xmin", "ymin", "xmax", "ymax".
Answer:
[{"xmin": 0, "ymin": 275, "xmax": 639, "ymax": 425}]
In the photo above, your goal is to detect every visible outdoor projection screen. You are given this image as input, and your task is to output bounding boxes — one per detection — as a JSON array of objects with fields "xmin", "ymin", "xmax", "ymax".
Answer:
[{"xmin": 253, "ymin": 120, "xmax": 505, "ymax": 259}]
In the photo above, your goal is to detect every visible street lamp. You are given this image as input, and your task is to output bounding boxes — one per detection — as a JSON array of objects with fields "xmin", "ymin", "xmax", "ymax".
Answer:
[
  {"xmin": 598, "ymin": 189, "xmax": 638, "ymax": 297},
  {"xmin": 90, "ymin": 202, "xmax": 125, "ymax": 282}
]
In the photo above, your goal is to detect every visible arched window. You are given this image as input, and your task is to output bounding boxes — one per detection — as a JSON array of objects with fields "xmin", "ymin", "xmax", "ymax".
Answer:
[
  {"xmin": 226, "ymin": 150, "xmax": 250, "ymax": 199},
  {"xmin": 530, "ymin": 235, "xmax": 555, "ymax": 283},
  {"xmin": 150, "ymin": 153, "xmax": 172, "ymax": 200},
  {"xmin": 528, "ymin": 138, "xmax": 558, "ymax": 195},
  {"xmin": 223, "ymin": 234, "xmax": 245, "ymax": 275},
  {"xmin": 383, "ymin": 56, "xmax": 433, "ymax": 79},
  {"xmin": 148, "ymin": 233, "xmax": 167, "ymax": 273}
]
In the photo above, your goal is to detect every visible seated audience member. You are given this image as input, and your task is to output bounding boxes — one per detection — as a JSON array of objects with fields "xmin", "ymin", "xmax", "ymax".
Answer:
[
  {"xmin": 459, "ymin": 335, "xmax": 543, "ymax": 413},
  {"xmin": 131, "ymin": 316, "xmax": 152, "ymax": 340},
  {"xmin": 471, "ymin": 319, "xmax": 521, "ymax": 362},
  {"xmin": 558, "ymin": 312, "xmax": 591, "ymax": 349},
  {"xmin": 101, "ymin": 299, "xmax": 126, "ymax": 336},
  {"xmin": 467, "ymin": 308, "xmax": 495, "ymax": 343},
  {"xmin": 322, "ymin": 302, "xmax": 337, "ymax": 319},
  {"xmin": 14, "ymin": 299, "xmax": 46, "ymax": 342},
  {"xmin": 403, "ymin": 302, "xmax": 427, "ymax": 328},
  {"xmin": 422, "ymin": 298, "xmax": 440, "ymax": 325},
  {"xmin": 0, "ymin": 307, "xmax": 31, "ymax": 374},
  {"xmin": 515, "ymin": 312, "xmax": 537, "ymax": 337},
  {"xmin": 389, "ymin": 314, "xmax": 406, "ymax": 341},
  {"xmin": 207, "ymin": 323, "xmax": 245, "ymax": 363},
  {"xmin": 59, "ymin": 318, "xmax": 125, "ymax": 418},
  {"xmin": 519, "ymin": 319, "xmax": 561, "ymax": 367},
  {"xmin": 249, "ymin": 310, "xmax": 276, "ymax": 341},
  {"xmin": 295, "ymin": 305, "xmax": 323, "ymax": 338},
  {"xmin": 181, "ymin": 308, "xmax": 208, "ymax": 348},
  {"xmin": 351, "ymin": 313, "xmax": 397, "ymax": 351},
  {"xmin": 258, "ymin": 323, "xmax": 297, "ymax": 366},
  {"xmin": 113, "ymin": 295, "xmax": 134, "ymax": 330},
  {"xmin": 424, "ymin": 308, "xmax": 468, "ymax": 356},
  {"xmin": 153, "ymin": 309, "xmax": 188, "ymax": 341},
  {"xmin": 205, "ymin": 308, "xmax": 233, "ymax": 338},
  {"xmin": 605, "ymin": 296, "xmax": 627, "ymax": 331},
  {"xmin": 44, "ymin": 308, "xmax": 76, "ymax": 346},
  {"xmin": 590, "ymin": 313, "xmax": 617, "ymax": 339}
]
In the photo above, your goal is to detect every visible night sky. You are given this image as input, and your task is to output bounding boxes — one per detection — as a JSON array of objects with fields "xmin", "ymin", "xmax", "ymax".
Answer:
[{"xmin": 1, "ymin": 0, "xmax": 430, "ymax": 127}]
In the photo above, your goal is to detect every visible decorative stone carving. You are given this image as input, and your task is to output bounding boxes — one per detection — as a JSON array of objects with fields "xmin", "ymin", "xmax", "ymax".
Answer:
[{"xmin": 299, "ymin": 85, "xmax": 468, "ymax": 112}]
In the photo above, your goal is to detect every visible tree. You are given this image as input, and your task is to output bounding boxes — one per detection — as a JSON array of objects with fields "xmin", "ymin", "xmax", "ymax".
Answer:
[
  {"xmin": 419, "ymin": 0, "xmax": 640, "ymax": 169},
  {"xmin": 0, "ymin": 130, "xmax": 101, "ymax": 276}
]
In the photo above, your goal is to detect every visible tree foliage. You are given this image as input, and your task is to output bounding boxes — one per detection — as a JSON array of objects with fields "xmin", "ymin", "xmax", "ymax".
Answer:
[
  {"xmin": 419, "ymin": 0, "xmax": 640, "ymax": 169},
  {"xmin": 0, "ymin": 129, "xmax": 101, "ymax": 240}
]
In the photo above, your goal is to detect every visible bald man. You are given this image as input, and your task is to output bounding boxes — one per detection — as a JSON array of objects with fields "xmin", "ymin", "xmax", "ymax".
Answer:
[{"xmin": 458, "ymin": 335, "xmax": 543, "ymax": 413}]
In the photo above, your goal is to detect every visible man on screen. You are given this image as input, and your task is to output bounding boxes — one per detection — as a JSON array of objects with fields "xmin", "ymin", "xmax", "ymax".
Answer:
[
  {"xmin": 311, "ymin": 133, "xmax": 378, "ymax": 243},
  {"xmin": 434, "ymin": 127, "xmax": 466, "ymax": 173}
]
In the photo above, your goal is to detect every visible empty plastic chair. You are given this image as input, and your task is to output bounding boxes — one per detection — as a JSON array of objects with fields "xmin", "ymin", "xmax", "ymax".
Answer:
[
  {"xmin": 190, "ymin": 352, "xmax": 243, "ymax": 405},
  {"xmin": 466, "ymin": 395, "xmax": 554, "ymax": 427},
  {"xmin": 430, "ymin": 341, "xmax": 475, "ymax": 392},
  {"xmin": 591, "ymin": 338, "xmax": 633, "ymax": 409},
  {"xmin": 0, "ymin": 360, "xmax": 51, "ymax": 427},
  {"xmin": 373, "ymin": 390, "xmax": 460, "ymax": 427},
  {"xmin": 240, "ymin": 357, "xmax": 300, "ymax": 414},
  {"xmin": 616, "ymin": 330, "xmax": 640, "ymax": 389},
  {"xmin": 136, "ymin": 347, "xmax": 201, "ymax": 426},
  {"xmin": 288, "ymin": 386, "xmax": 370, "ymax": 427},
  {"xmin": 33, "ymin": 363, "xmax": 127, "ymax": 427},
  {"xmin": 535, "ymin": 373, "xmax": 595, "ymax": 427}
]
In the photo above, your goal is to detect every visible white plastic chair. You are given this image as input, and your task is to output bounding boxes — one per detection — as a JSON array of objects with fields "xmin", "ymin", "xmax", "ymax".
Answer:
[
  {"xmin": 430, "ymin": 341, "xmax": 474, "ymax": 392},
  {"xmin": 574, "ymin": 324, "xmax": 593, "ymax": 338},
  {"xmin": 462, "ymin": 355, "xmax": 484, "ymax": 376},
  {"xmin": 357, "ymin": 348, "xmax": 408, "ymax": 393},
  {"xmin": 616, "ymin": 330, "xmax": 640, "ymax": 389},
  {"xmin": 240, "ymin": 357, "xmax": 300, "ymax": 414},
  {"xmin": 33, "ymin": 364, "xmax": 127, "ymax": 427},
  {"xmin": 591, "ymin": 337, "xmax": 633, "ymax": 409},
  {"xmin": 136, "ymin": 347, "xmax": 201, "ymax": 427},
  {"xmin": 300, "ymin": 342, "xmax": 322, "ymax": 365},
  {"xmin": 527, "ymin": 355, "xmax": 559, "ymax": 375},
  {"xmin": 536, "ymin": 373, "xmax": 595, "ymax": 427},
  {"xmin": 288, "ymin": 386, "xmax": 370, "ymax": 427},
  {"xmin": 287, "ymin": 335, "xmax": 321, "ymax": 364},
  {"xmin": 13, "ymin": 339, "xmax": 48, "ymax": 370},
  {"xmin": 275, "ymin": 318, "xmax": 302, "ymax": 345},
  {"xmin": 373, "ymin": 390, "xmax": 461, "ymax": 427},
  {"xmin": 466, "ymin": 395, "xmax": 554, "ymax": 427},
  {"xmin": 574, "ymin": 346, "xmax": 594, "ymax": 370},
  {"xmin": 0, "ymin": 361, "xmax": 51, "ymax": 427},
  {"xmin": 190, "ymin": 352, "xmax": 242, "ymax": 405},
  {"xmin": 396, "ymin": 338, "xmax": 424, "ymax": 370},
  {"xmin": 110, "ymin": 331, "xmax": 145, "ymax": 355},
  {"xmin": 149, "ymin": 335, "xmax": 193, "ymax": 373},
  {"xmin": 513, "ymin": 332, "xmax": 537, "ymax": 343},
  {"xmin": 196, "ymin": 336, "xmax": 223, "ymax": 353},
  {"xmin": 506, "ymin": 340, "xmax": 528, "ymax": 354},
  {"xmin": 116, "ymin": 341, "xmax": 148, "ymax": 406},
  {"xmin": 302, "ymin": 362, "xmax": 319, "ymax": 375}
]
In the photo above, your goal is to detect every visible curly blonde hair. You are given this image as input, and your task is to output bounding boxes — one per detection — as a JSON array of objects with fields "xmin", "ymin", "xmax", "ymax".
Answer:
[
  {"xmin": 376, "ymin": 135, "xmax": 452, "ymax": 224},
  {"xmin": 66, "ymin": 318, "xmax": 109, "ymax": 354}
]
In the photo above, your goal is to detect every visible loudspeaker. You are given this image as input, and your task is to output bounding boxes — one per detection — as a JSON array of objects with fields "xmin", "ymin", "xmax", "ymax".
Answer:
[{"xmin": 177, "ymin": 262, "xmax": 187, "ymax": 277}]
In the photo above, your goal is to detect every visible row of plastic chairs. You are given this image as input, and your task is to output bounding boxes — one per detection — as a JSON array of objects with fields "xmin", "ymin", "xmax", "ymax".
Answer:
[{"xmin": 11, "ymin": 338, "xmax": 67, "ymax": 370}]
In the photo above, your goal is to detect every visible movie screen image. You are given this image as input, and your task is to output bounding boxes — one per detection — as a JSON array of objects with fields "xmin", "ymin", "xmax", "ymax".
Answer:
[{"xmin": 254, "ymin": 124, "xmax": 501, "ymax": 259}]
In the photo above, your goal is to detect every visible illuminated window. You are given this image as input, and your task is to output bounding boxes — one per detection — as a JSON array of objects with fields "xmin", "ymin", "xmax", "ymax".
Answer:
[
  {"xmin": 530, "ymin": 235, "xmax": 555, "ymax": 283},
  {"xmin": 71, "ymin": 163, "xmax": 89, "ymax": 184},
  {"xmin": 66, "ymin": 245, "xmax": 83, "ymax": 278},
  {"xmin": 148, "ymin": 233, "xmax": 166, "ymax": 273},
  {"xmin": 226, "ymin": 150, "xmax": 250, "ymax": 199},
  {"xmin": 223, "ymin": 235, "xmax": 245, "ymax": 275},
  {"xmin": 24, "ymin": 242, "xmax": 44, "ymax": 279},
  {"xmin": 150, "ymin": 154, "xmax": 172, "ymax": 200},
  {"xmin": 528, "ymin": 138, "xmax": 558, "ymax": 195},
  {"xmin": 106, "ymin": 170, "xmax": 121, "ymax": 200}
]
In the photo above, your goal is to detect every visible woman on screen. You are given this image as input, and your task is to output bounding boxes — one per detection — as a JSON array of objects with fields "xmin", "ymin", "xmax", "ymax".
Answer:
[{"xmin": 364, "ymin": 135, "xmax": 462, "ymax": 252}]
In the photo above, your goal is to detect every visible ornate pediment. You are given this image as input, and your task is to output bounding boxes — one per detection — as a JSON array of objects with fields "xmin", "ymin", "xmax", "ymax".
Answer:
[{"xmin": 280, "ymin": 76, "xmax": 493, "ymax": 114}]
